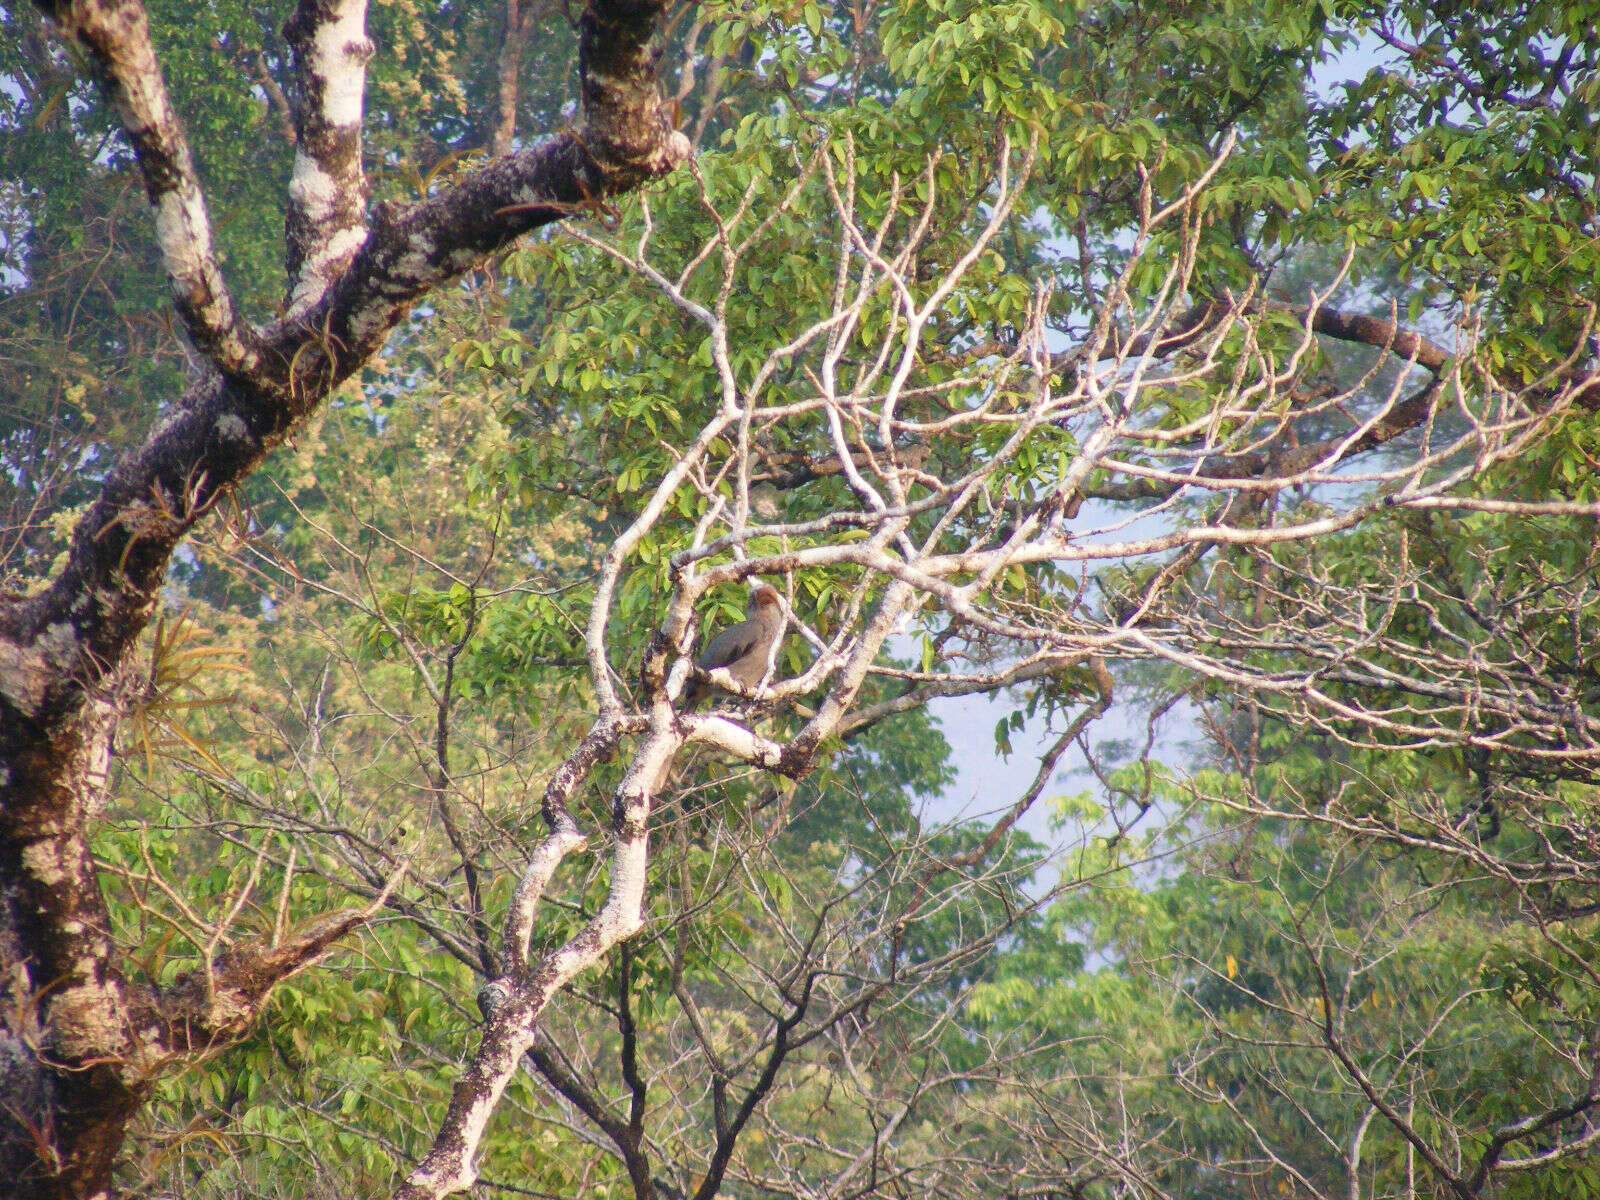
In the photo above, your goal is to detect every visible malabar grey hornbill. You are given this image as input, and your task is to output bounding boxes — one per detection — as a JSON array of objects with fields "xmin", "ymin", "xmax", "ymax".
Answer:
[{"xmin": 683, "ymin": 584, "xmax": 786, "ymax": 708}]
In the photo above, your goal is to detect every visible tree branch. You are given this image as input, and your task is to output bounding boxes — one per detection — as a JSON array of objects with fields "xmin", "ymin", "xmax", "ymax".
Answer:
[
  {"xmin": 283, "ymin": 0, "xmax": 372, "ymax": 315},
  {"xmin": 130, "ymin": 890, "xmax": 394, "ymax": 1054},
  {"xmin": 32, "ymin": 0, "xmax": 256, "ymax": 374}
]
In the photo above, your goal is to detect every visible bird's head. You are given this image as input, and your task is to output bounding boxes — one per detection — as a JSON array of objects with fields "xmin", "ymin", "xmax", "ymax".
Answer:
[{"xmin": 749, "ymin": 584, "xmax": 782, "ymax": 615}]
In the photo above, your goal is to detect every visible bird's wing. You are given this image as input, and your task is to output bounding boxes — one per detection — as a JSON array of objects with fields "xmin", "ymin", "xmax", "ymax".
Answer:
[{"xmin": 700, "ymin": 631, "xmax": 757, "ymax": 671}]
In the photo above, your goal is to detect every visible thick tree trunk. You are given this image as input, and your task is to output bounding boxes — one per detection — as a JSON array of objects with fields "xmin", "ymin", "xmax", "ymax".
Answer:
[{"xmin": 0, "ymin": 703, "xmax": 136, "ymax": 1200}]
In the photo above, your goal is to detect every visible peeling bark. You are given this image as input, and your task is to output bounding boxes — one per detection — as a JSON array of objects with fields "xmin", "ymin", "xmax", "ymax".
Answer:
[{"xmin": 283, "ymin": 0, "xmax": 371, "ymax": 315}]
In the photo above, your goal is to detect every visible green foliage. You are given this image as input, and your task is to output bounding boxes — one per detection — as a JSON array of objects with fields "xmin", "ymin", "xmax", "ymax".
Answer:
[{"xmin": 13, "ymin": 0, "xmax": 1599, "ymax": 1193}]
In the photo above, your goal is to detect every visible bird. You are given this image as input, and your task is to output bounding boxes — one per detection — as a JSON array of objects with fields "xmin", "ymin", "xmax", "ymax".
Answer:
[{"xmin": 682, "ymin": 584, "xmax": 786, "ymax": 708}]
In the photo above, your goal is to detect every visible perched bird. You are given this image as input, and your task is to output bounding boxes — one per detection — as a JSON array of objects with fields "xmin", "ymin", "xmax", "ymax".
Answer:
[{"xmin": 683, "ymin": 585, "xmax": 786, "ymax": 708}]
